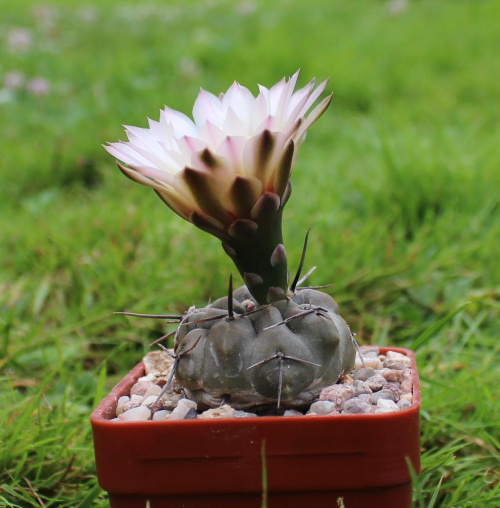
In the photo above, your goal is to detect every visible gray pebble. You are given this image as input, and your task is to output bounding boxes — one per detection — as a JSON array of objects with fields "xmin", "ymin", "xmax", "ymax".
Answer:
[
  {"xmin": 357, "ymin": 394, "xmax": 372, "ymax": 403},
  {"xmin": 366, "ymin": 374, "xmax": 387, "ymax": 391},
  {"xmin": 170, "ymin": 398, "xmax": 197, "ymax": 420},
  {"xmin": 152, "ymin": 410, "xmax": 171, "ymax": 421},
  {"xmin": 353, "ymin": 368, "xmax": 376, "ymax": 381},
  {"xmin": 353, "ymin": 380, "xmax": 373, "ymax": 396},
  {"xmin": 375, "ymin": 398, "xmax": 399, "ymax": 413},
  {"xmin": 383, "ymin": 359, "xmax": 408, "ymax": 371},
  {"xmin": 234, "ymin": 410, "xmax": 258, "ymax": 418},
  {"xmin": 184, "ymin": 408, "xmax": 198, "ymax": 420},
  {"xmin": 342, "ymin": 398, "xmax": 373, "ymax": 414},
  {"xmin": 371, "ymin": 388, "xmax": 399, "ymax": 404},
  {"xmin": 397, "ymin": 399, "xmax": 412, "ymax": 410},
  {"xmin": 310, "ymin": 400, "xmax": 336, "ymax": 415},
  {"xmin": 283, "ymin": 409, "xmax": 303, "ymax": 417}
]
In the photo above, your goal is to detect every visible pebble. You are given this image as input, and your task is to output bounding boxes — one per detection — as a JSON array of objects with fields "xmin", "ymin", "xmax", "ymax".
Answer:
[
  {"xmin": 130, "ymin": 381, "xmax": 152, "ymax": 397},
  {"xmin": 353, "ymin": 368, "xmax": 376, "ymax": 381},
  {"xmin": 184, "ymin": 408, "xmax": 198, "ymax": 420},
  {"xmin": 309, "ymin": 400, "xmax": 336, "ymax": 415},
  {"xmin": 401, "ymin": 371, "xmax": 413, "ymax": 394},
  {"xmin": 371, "ymin": 388, "xmax": 399, "ymax": 404},
  {"xmin": 400, "ymin": 393, "xmax": 413, "ymax": 404},
  {"xmin": 319, "ymin": 384, "xmax": 355, "ymax": 410},
  {"xmin": 122, "ymin": 398, "xmax": 142, "ymax": 412},
  {"xmin": 342, "ymin": 398, "xmax": 373, "ymax": 414},
  {"xmin": 365, "ymin": 374, "xmax": 387, "ymax": 392},
  {"xmin": 361, "ymin": 346, "xmax": 380, "ymax": 355},
  {"xmin": 397, "ymin": 399, "xmax": 412, "ymax": 410},
  {"xmin": 152, "ymin": 410, "xmax": 171, "ymax": 421},
  {"xmin": 375, "ymin": 399, "xmax": 399, "ymax": 413},
  {"xmin": 362, "ymin": 356, "xmax": 382, "ymax": 370},
  {"xmin": 353, "ymin": 380, "xmax": 372, "ymax": 396},
  {"xmin": 283, "ymin": 409, "xmax": 303, "ymax": 417},
  {"xmin": 170, "ymin": 399, "xmax": 197, "ymax": 420},
  {"xmin": 116, "ymin": 396, "xmax": 129, "ymax": 416},
  {"xmin": 357, "ymin": 394, "xmax": 372, "ymax": 403},
  {"xmin": 144, "ymin": 384, "xmax": 162, "ymax": 398},
  {"xmin": 118, "ymin": 406, "xmax": 151, "ymax": 421},
  {"xmin": 143, "ymin": 350, "xmax": 175, "ymax": 377},
  {"xmin": 385, "ymin": 351, "xmax": 411, "ymax": 367},
  {"xmin": 380, "ymin": 368, "xmax": 404, "ymax": 383},
  {"xmin": 234, "ymin": 410, "xmax": 258, "ymax": 418},
  {"xmin": 199, "ymin": 404, "xmax": 235, "ymax": 419},
  {"xmin": 141, "ymin": 395, "xmax": 160, "ymax": 407},
  {"xmin": 382, "ymin": 383, "xmax": 401, "ymax": 402}
]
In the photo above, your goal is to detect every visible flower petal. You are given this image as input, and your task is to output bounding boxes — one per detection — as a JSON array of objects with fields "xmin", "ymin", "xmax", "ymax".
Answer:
[
  {"xmin": 192, "ymin": 88, "xmax": 224, "ymax": 128},
  {"xmin": 178, "ymin": 167, "xmax": 232, "ymax": 225},
  {"xmin": 219, "ymin": 175, "xmax": 263, "ymax": 218},
  {"xmin": 294, "ymin": 92, "xmax": 333, "ymax": 144}
]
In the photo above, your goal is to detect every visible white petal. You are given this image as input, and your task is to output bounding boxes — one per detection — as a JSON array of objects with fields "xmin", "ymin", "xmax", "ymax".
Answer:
[
  {"xmin": 217, "ymin": 136, "xmax": 247, "ymax": 173},
  {"xmin": 192, "ymin": 88, "xmax": 225, "ymax": 128},
  {"xmin": 222, "ymin": 107, "xmax": 250, "ymax": 137},
  {"xmin": 160, "ymin": 107, "xmax": 198, "ymax": 138},
  {"xmin": 105, "ymin": 142, "xmax": 152, "ymax": 167},
  {"xmin": 294, "ymin": 93, "xmax": 332, "ymax": 143},
  {"xmin": 222, "ymin": 82, "xmax": 255, "ymax": 124}
]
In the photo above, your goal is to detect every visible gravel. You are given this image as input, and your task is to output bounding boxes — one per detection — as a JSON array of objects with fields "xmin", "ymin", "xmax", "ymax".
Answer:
[{"xmin": 112, "ymin": 348, "xmax": 414, "ymax": 421}]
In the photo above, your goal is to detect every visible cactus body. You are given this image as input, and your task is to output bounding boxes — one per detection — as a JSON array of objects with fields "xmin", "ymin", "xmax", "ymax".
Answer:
[{"xmin": 174, "ymin": 286, "xmax": 356, "ymax": 410}]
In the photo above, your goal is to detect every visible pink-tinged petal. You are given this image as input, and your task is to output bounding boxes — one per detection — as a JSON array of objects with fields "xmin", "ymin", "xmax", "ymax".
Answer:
[
  {"xmin": 267, "ymin": 77, "xmax": 287, "ymax": 115},
  {"xmin": 177, "ymin": 135, "xmax": 207, "ymax": 157},
  {"xmin": 285, "ymin": 80, "xmax": 315, "ymax": 123},
  {"xmin": 198, "ymin": 120, "xmax": 225, "ymax": 150},
  {"xmin": 129, "ymin": 164, "xmax": 175, "ymax": 185},
  {"xmin": 217, "ymin": 136, "xmax": 247, "ymax": 172},
  {"xmin": 192, "ymin": 88, "xmax": 225, "ymax": 128},
  {"xmin": 159, "ymin": 107, "xmax": 198, "ymax": 138},
  {"xmin": 147, "ymin": 118, "xmax": 170, "ymax": 144},
  {"xmin": 117, "ymin": 162, "xmax": 170, "ymax": 193},
  {"xmin": 105, "ymin": 142, "xmax": 152, "ymax": 167},
  {"xmin": 294, "ymin": 92, "xmax": 333, "ymax": 143},
  {"xmin": 222, "ymin": 82, "xmax": 254, "ymax": 123},
  {"xmin": 281, "ymin": 118, "xmax": 302, "ymax": 142},
  {"xmin": 297, "ymin": 78, "xmax": 329, "ymax": 118},
  {"xmin": 252, "ymin": 91, "xmax": 270, "ymax": 131},
  {"xmin": 255, "ymin": 114, "xmax": 278, "ymax": 133},
  {"xmin": 190, "ymin": 148, "xmax": 233, "ymax": 180},
  {"xmin": 274, "ymin": 71, "xmax": 300, "ymax": 128},
  {"xmin": 222, "ymin": 106, "xmax": 249, "ymax": 137},
  {"xmin": 124, "ymin": 138, "xmax": 179, "ymax": 174}
]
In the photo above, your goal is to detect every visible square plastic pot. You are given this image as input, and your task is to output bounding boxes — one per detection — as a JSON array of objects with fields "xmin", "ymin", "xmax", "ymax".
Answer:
[{"xmin": 90, "ymin": 347, "xmax": 420, "ymax": 508}]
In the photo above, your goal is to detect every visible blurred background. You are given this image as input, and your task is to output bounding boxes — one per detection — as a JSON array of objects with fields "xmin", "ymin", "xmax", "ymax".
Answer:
[{"xmin": 1, "ymin": 0, "xmax": 499, "ymax": 506}]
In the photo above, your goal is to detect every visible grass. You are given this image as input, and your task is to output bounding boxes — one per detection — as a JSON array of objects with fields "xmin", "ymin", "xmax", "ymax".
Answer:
[{"xmin": 0, "ymin": 0, "xmax": 499, "ymax": 505}]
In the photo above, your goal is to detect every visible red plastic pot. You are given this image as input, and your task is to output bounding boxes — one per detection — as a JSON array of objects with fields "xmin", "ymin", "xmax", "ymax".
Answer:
[{"xmin": 91, "ymin": 347, "xmax": 420, "ymax": 508}]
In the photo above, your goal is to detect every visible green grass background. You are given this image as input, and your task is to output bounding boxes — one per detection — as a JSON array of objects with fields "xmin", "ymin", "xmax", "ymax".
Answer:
[{"xmin": 1, "ymin": 0, "xmax": 499, "ymax": 506}]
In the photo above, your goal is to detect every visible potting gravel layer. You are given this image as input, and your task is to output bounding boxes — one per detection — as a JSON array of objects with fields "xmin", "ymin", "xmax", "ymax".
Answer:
[{"xmin": 111, "ymin": 347, "xmax": 414, "ymax": 422}]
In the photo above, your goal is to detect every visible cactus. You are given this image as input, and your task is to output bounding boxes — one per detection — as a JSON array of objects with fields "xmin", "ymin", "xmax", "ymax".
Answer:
[{"xmin": 106, "ymin": 72, "xmax": 356, "ymax": 411}]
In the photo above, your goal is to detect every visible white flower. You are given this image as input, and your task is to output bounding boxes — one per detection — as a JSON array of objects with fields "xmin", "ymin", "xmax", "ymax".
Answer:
[{"xmin": 105, "ymin": 71, "xmax": 331, "ymax": 230}]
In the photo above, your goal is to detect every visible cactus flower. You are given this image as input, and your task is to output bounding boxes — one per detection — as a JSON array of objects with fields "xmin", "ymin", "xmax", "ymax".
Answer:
[{"xmin": 105, "ymin": 71, "xmax": 332, "ymax": 304}]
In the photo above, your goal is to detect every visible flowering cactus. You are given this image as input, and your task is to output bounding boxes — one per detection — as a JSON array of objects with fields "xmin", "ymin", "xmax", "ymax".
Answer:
[
  {"xmin": 105, "ymin": 71, "xmax": 331, "ymax": 304},
  {"xmin": 106, "ymin": 72, "xmax": 356, "ymax": 410}
]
